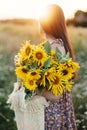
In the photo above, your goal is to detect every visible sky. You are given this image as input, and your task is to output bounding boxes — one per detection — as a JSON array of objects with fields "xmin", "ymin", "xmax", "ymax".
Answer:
[{"xmin": 0, "ymin": 0, "xmax": 87, "ymax": 19}]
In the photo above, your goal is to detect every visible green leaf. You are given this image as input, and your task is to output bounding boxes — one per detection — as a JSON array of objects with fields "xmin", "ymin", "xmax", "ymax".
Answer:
[
  {"xmin": 32, "ymin": 60, "xmax": 38, "ymax": 68},
  {"xmin": 25, "ymin": 89, "xmax": 33, "ymax": 100},
  {"xmin": 27, "ymin": 60, "xmax": 38, "ymax": 71},
  {"xmin": 25, "ymin": 60, "xmax": 30, "ymax": 67},
  {"xmin": 56, "ymin": 47, "xmax": 70, "ymax": 63},
  {"xmin": 38, "ymin": 85, "xmax": 44, "ymax": 94},
  {"xmin": 56, "ymin": 47, "xmax": 62, "ymax": 55},
  {"xmin": 45, "ymin": 78, "xmax": 50, "ymax": 89},
  {"xmin": 44, "ymin": 41, "xmax": 51, "ymax": 54},
  {"xmin": 60, "ymin": 52, "xmax": 70, "ymax": 63},
  {"xmin": 44, "ymin": 57, "xmax": 52, "ymax": 68},
  {"xmin": 41, "ymin": 68, "xmax": 48, "ymax": 76},
  {"xmin": 55, "ymin": 47, "xmax": 63, "ymax": 61},
  {"xmin": 64, "ymin": 52, "xmax": 70, "ymax": 59},
  {"xmin": 27, "ymin": 64, "xmax": 31, "ymax": 70},
  {"xmin": 59, "ymin": 58, "xmax": 68, "ymax": 63}
]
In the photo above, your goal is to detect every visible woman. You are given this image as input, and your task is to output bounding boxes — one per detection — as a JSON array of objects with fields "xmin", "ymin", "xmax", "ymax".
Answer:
[
  {"xmin": 39, "ymin": 4, "xmax": 77, "ymax": 130},
  {"xmin": 8, "ymin": 4, "xmax": 77, "ymax": 130}
]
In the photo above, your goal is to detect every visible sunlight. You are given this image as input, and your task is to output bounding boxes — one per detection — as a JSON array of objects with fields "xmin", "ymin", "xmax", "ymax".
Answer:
[
  {"xmin": 0, "ymin": 0, "xmax": 87, "ymax": 19},
  {"xmin": 30, "ymin": 5, "xmax": 47, "ymax": 19}
]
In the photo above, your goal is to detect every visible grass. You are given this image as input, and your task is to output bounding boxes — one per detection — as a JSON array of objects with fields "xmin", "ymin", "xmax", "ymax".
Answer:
[{"xmin": 0, "ymin": 20, "xmax": 87, "ymax": 130}]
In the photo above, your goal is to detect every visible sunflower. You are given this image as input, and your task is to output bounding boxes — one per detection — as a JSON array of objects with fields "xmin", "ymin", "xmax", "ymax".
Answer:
[
  {"xmin": 24, "ymin": 78, "xmax": 37, "ymax": 91},
  {"xmin": 70, "ymin": 62, "xmax": 80, "ymax": 72},
  {"xmin": 58, "ymin": 64, "xmax": 73, "ymax": 80},
  {"xmin": 45, "ymin": 67, "xmax": 57, "ymax": 82},
  {"xmin": 38, "ymin": 67, "xmax": 56, "ymax": 87},
  {"xmin": 26, "ymin": 70, "xmax": 41, "ymax": 80},
  {"xmin": 64, "ymin": 58, "xmax": 80, "ymax": 73},
  {"xmin": 15, "ymin": 66, "xmax": 27, "ymax": 80},
  {"xmin": 19, "ymin": 41, "xmax": 32, "ymax": 62},
  {"xmin": 49, "ymin": 73, "xmax": 65, "ymax": 96},
  {"xmin": 33, "ymin": 48, "xmax": 48, "ymax": 66}
]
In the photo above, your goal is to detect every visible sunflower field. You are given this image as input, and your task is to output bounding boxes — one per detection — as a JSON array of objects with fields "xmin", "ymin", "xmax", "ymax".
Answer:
[{"xmin": 0, "ymin": 20, "xmax": 87, "ymax": 130}]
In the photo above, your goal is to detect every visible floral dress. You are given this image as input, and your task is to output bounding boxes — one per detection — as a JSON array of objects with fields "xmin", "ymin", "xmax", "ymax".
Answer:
[{"xmin": 45, "ymin": 39, "xmax": 77, "ymax": 130}]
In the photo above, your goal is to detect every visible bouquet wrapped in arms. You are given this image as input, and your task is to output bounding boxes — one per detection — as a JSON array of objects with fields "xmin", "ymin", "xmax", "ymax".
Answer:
[{"xmin": 15, "ymin": 40, "xmax": 80, "ymax": 99}]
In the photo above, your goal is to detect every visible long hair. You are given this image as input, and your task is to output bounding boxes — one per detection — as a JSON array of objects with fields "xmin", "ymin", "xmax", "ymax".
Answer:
[{"xmin": 39, "ymin": 4, "xmax": 75, "ymax": 61}]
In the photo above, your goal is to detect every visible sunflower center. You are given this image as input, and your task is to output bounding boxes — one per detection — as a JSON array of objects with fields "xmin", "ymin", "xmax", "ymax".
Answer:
[
  {"xmin": 31, "ymin": 72, "xmax": 37, "ymax": 76},
  {"xmin": 53, "ymin": 77, "xmax": 59, "ymax": 84},
  {"xmin": 53, "ymin": 53, "xmax": 56, "ymax": 58},
  {"xmin": 22, "ymin": 68, "xmax": 27, "ymax": 73},
  {"xmin": 62, "ymin": 69, "xmax": 68, "ymax": 75},
  {"xmin": 25, "ymin": 47, "xmax": 31, "ymax": 55},
  {"xmin": 46, "ymin": 72, "xmax": 50, "ymax": 77},
  {"xmin": 36, "ymin": 52, "xmax": 43, "ymax": 60},
  {"xmin": 21, "ymin": 59, "xmax": 27, "ymax": 65},
  {"xmin": 29, "ymin": 80, "xmax": 34, "ymax": 85}
]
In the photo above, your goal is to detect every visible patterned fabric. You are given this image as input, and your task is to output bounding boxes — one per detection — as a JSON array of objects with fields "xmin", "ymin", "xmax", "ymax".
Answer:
[{"xmin": 45, "ymin": 91, "xmax": 77, "ymax": 130}]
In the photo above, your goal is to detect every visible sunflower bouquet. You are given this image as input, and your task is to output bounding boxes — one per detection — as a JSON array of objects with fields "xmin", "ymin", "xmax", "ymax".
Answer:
[{"xmin": 15, "ymin": 40, "xmax": 80, "ymax": 99}]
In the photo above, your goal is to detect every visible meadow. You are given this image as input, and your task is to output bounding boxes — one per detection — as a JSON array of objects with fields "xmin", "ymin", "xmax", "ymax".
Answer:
[{"xmin": 0, "ymin": 20, "xmax": 87, "ymax": 130}]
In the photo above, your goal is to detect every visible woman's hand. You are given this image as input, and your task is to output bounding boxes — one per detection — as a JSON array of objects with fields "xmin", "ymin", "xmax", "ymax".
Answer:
[
  {"xmin": 42, "ymin": 90, "xmax": 60, "ymax": 102},
  {"xmin": 36, "ymin": 89, "xmax": 60, "ymax": 103}
]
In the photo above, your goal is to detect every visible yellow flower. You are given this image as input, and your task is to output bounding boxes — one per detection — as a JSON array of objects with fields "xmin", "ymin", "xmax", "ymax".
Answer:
[
  {"xmin": 24, "ymin": 78, "xmax": 37, "ymax": 91},
  {"xmin": 51, "ymin": 50, "xmax": 57, "ymax": 62},
  {"xmin": 38, "ymin": 75, "xmax": 46, "ymax": 87},
  {"xmin": 70, "ymin": 62, "xmax": 80, "ymax": 72},
  {"xmin": 58, "ymin": 65, "xmax": 73, "ymax": 80},
  {"xmin": 64, "ymin": 81, "xmax": 74, "ymax": 92},
  {"xmin": 57, "ymin": 58, "xmax": 80, "ymax": 80},
  {"xmin": 38, "ymin": 67, "xmax": 56, "ymax": 87},
  {"xmin": 33, "ymin": 48, "xmax": 48, "ymax": 66},
  {"xmin": 39, "ymin": 40, "xmax": 48, "ymax": 48},
  {"xmin": 15, "ymin": 66, "xmax": 27, "ymax": 80},
  {"xmin": 26, "ymin": 70, "xmax": 41, "ymax": 80},
  {"xmin": 64, "ymin": 58, "xmax": 80, "ymax": 73},
  {"xmin": 45, "ymin": 67, "xmax": 56, "ymax": 82},
  {"xmin": 19, "ymin": 41, "xmax": 32, "ymax": 62},
  {"xmin": 49, "ymin": 73, "xmax": 65, "ymax": 96}
]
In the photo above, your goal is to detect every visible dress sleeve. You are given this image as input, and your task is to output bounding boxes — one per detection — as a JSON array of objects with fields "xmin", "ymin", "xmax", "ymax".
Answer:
[{"xmin": 50, "ymin": 39, "xmax": 66, "ymax": 55}]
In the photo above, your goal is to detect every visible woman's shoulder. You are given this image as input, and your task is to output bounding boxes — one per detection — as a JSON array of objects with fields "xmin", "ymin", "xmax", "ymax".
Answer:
[
  {"xmin": 50, "ymin": 38, "xmax": 66, "ymax": 55},
  {"xmin": 50, "ymin": 38, "xmax": 63, "ymax": 46}
]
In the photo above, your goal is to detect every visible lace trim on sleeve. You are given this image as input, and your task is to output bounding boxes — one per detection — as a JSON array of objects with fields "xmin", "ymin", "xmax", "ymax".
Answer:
[{"xmin": 50, "ymin": 38, "xmax": 64, "ymax": 46}]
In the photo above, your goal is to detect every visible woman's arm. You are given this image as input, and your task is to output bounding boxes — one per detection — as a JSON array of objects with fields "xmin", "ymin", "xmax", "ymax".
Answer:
[{"xmin": 37, "ymin": 89, "xmax": 60, "ymax": 102}]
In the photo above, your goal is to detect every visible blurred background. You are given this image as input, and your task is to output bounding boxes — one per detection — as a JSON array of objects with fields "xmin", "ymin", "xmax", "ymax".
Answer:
[{"xmin": 0, "ymin": 0, "xmax": 87, "ymax": 130}]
